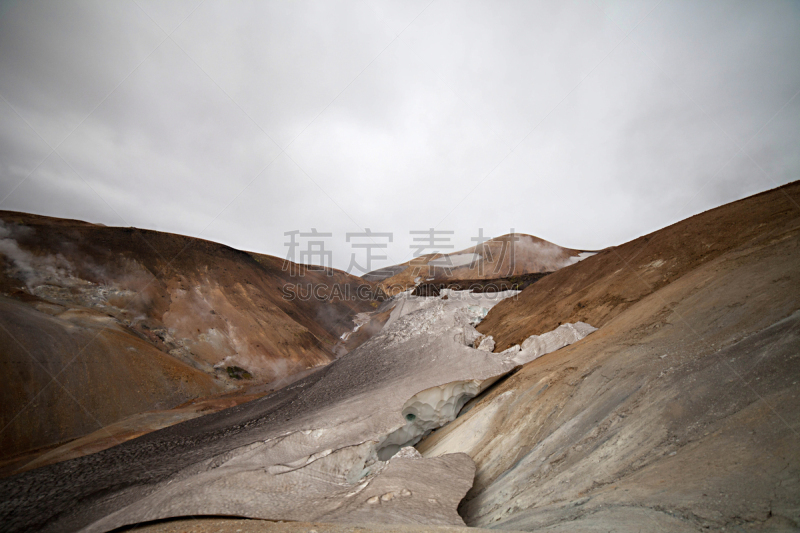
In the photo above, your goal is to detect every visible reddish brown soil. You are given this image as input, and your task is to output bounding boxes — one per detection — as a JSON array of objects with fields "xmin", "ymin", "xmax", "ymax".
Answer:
[
  {"xmin": 479, "ymin": 181, "xmax": 800, "ymax": 350},
  {"xmin": 0, "ymin": 211, "xmax": 379, "ymax": 460}
]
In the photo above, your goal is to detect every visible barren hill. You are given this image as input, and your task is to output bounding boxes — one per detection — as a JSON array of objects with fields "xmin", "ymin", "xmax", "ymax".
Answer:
[
  {"xmin": 0, "ymin": 211, "xmax": 377, "ymax": 462},
  {"xmin": 477, "ymin": 182, "xmax": 800, "ymax": 349},
  {"xmin": 370, "ymin": 233, "xmax": 591, "ymax": 293}
]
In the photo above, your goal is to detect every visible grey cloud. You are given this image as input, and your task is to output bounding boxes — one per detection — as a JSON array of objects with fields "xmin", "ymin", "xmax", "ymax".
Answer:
[{"xmin": 0, "ymin": 0, "xmax": 798, "ymax": 271}]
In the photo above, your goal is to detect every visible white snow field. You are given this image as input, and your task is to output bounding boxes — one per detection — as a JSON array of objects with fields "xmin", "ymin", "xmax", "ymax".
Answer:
[{"xmin": 81, "ymin": 290, "xmax": 595, "ymax": 533}]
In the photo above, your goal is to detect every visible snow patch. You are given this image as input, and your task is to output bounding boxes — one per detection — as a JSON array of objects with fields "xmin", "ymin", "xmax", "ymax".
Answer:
[
  {"xmin": 511, "ymin": 322, "xmax": 598, "ymax": 365},
  {"xmin": 567, "ymin": 252, "xmax": 597, "ymax": 265},
  {"xmin": 467, "ymin": 305, "xmax": 490, "ymax": 326},
  {"xmin": 476, "ymin": 336, "xmax": 495, "ymax": 352},
  {"xmin": 376, "ymin": 380, "xmax": 481, "ymax": 460}
]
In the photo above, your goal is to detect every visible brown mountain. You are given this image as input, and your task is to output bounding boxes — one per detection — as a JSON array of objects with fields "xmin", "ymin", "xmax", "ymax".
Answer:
[
  {"xmin": 0, "ymin": 211, "xmax": 377, "ymax": 463},
  {"xmin": 370, "ymin": 233, "xmax": 590, "ymax": 293},
  {"xmin": 477, "ymin": 182, "xmax": 800, "ymax": 350},
  {"xmin": 418, "ymin": 181, "xmax": 800, "ymax": 531}
]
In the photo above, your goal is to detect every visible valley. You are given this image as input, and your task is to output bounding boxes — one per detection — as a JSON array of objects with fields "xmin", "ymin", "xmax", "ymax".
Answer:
[{"xmin": 0, "ymin": 182, "xmax": 798, "ymax": 532}]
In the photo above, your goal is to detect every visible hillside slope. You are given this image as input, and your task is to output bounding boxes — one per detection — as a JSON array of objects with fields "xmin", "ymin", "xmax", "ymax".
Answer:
[
  {"xmin": 0, "ymin": 211, "xmax": 377, "ymax": 460},
  {"xmin": 477, "ymin": 182, "xmax": 800, "ymax": 350},
  {"xmin": 419, "ymin": 181, "xmax": 800, "ymax": 531}
]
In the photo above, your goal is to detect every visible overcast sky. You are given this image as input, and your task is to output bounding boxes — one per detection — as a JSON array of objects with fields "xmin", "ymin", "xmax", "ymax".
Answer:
[{"xmin": 1, "ymin": 0, "xmax": 798, "ymax": 273}]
